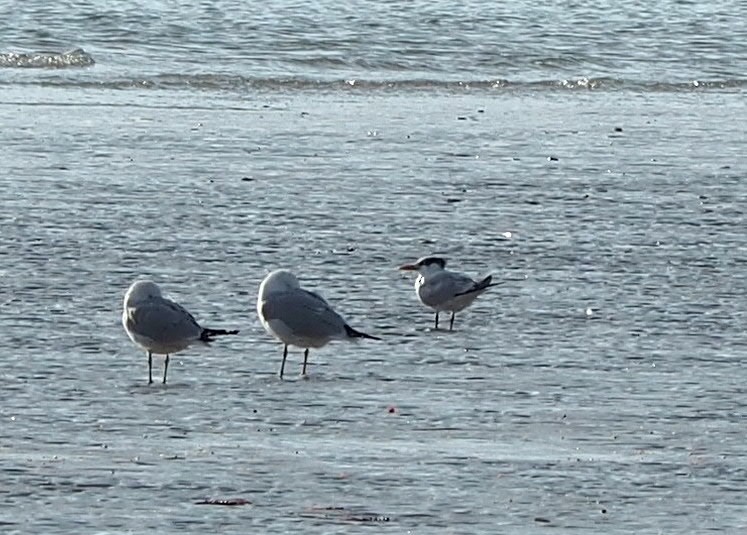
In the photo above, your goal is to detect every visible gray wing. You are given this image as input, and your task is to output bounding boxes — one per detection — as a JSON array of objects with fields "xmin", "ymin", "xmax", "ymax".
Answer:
[
  {"xmin": 261, "ymin": 289, "xmax": 346, "ymax": 339},
  {"xmin": 419, "ymin": 271, "xmax": 476, "ymax": 306},
  {"xmin": 126, "ymin": 298, "xmax": 202, "ymax": 344}
]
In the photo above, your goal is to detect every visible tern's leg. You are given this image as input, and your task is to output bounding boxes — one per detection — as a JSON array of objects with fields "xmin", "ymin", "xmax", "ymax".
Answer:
[
  {"xmin": 162, "ymin": 354, "xmax": 170, "ymax": 384},
  {"xmin": 279, "ymin": 345, "xmax": 288, "ymax": 379},
  {"xmin": 449, "ymin": 312, "xmax": 455, "ymax": 331},
  {"xmin": 301, "ymin": 348, "xmax": 310, "ymax": 376},
  {"xmin": 434, "ymin": 312, "xmax": 439, "ymax": 330},
  {"xmin": 148, "ymin": 351, "xmax": 153, "ymax": 384}
]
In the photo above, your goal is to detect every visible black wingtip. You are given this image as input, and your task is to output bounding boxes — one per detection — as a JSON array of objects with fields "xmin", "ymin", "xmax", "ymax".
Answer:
[
  {"xmin": 477, "ymin": 274, "xmax": 494, "ymax": 289},
  {"xmin": 200, "ymin": 328, "xmax": 240, "ymax": 342},
  {"xmin": 455, "ymin": 275, "xmax": 502, "ymax": 296},
  {"xmin": 344, "ymin": 324, "xmax": 381, "ymax": 341}
]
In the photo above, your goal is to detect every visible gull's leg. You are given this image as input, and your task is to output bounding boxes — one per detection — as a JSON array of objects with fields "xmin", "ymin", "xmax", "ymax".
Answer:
[
  {"xmin": 148, "ymin": 351, "xmax": 153, "ymax": 384},
  {"xmin": 279, "ymin": 345, "xmax": 288, "ymax": 379},
  {"xmin": 162, "ymin": 354, "xmax": 169, "ymax": 384},
  {"xmin": 434, "ymin": 312, "xmax": 439, "ymax": 330},
  {"xmin": 301, "ymin": 348, "xmax": 310, "ymax": 376},
  {"xmin": 449, "ymin": 312, "xmax": 455, "ymax": 331}
]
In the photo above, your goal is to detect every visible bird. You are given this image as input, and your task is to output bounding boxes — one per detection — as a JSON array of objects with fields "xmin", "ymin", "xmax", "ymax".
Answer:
[
  {"xmin": 122, "ymin": 280, "xmax": 239, "ymax": 384},
  {"xmin": 257, "ymin": 269, "xmax": 381, "ymax": 378},
  {"xmin": 398, "ymin": 256, "xmax": 498, "ymax": 330}
]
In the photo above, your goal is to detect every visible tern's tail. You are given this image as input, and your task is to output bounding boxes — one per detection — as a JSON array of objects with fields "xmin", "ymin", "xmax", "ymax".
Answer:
[
  {"xmin": 200, "ymin": 327, "xmax": 240, "ymax": 343},
  {"xmin": 344, "ymin": 324, "xmax": 381, "ymax": 341},
  {"xmin": 456, "ymin": 275, "xmax": 501, "ymax": 297}
]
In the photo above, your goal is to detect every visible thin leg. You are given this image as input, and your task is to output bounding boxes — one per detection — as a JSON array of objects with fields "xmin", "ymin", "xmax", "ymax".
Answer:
[
  {"xmin": 301, "ymin": 348, "xmax": 309, "ymax": 376},
  {"xmin": 162, "ymin": 354, "xmax": 169, "ymax": 384},
  {"xmin": 449, "ymin": 312, "xmax": 455, "ymax": 331},
  {"xmin": 434, "ymin": 312, "xmax": 439, "ymax": 330},
  {"xmin": 279, "ymin": 345, "xmax": 288, "ymax": 379},
  {"xmin": 148, "ymin": 351, "xmax": 153, "ymax": 384}
]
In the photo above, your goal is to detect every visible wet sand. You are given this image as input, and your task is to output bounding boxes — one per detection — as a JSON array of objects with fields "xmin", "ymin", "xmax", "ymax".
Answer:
[{"xmin": 2, "ymin": 86, "xmax": 746, "ymax": 533}]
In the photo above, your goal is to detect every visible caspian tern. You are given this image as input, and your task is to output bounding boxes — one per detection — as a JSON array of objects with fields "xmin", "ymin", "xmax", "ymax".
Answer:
[
  {"xmin": 257, "ymin": 269, "xmax": 380, "ymax": 379},
  {"xmin": 122, "ymin": 280, "xmax": 239, "ymax": 384},
  {"xmin": 399, "ymin": 256, "xmax": 498, "ymax": 330}
]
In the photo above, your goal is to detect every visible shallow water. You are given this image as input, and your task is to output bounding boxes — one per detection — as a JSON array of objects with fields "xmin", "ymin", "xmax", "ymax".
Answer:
[{"xmin": 2, "ymin": 1, "xmax": 747, "ymax": 533}]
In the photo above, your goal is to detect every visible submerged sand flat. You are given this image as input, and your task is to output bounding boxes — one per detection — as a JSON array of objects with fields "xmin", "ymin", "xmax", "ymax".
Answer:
[{"xmin": 2, "ymin": 1, "xmax": 746, "ymax": 532}]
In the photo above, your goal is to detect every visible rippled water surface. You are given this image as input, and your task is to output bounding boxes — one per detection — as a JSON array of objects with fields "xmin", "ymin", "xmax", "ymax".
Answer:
[
  {"xmin": 1, "ymin": 1, "xmax": 747, "ymax": 533},
  {"xmin": 2, "ymin": 0, "xmax": 747, "ymax": 87}
]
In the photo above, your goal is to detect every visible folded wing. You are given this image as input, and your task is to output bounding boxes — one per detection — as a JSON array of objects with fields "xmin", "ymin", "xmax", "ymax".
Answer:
[
  {"xmin": 455, "ymin": 275, "xmax": 495, "ymax": 296},
  {"xmin": 420, "ymin": 271, "xmax": 478, "ymax": 306},
  {"xmin": 261, "ymin": 289, "xmax": 346, "ymax": 340},
  {"xmin": 126, "ymin": 298, "xmax": 203, "ymax": 345}
]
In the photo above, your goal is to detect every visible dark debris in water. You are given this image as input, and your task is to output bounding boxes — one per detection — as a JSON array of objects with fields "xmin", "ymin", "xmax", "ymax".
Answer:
[
  {"xmin": 194, "ymin": 497, "xmax": 252, "ymax": 506},
  {"xmin": 301, "ymin": 505, "xmax": 392, "ymax": 523}
]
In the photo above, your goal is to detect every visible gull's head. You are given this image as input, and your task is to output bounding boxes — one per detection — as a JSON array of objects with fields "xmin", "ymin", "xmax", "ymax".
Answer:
[
  {"xmin": 398, "ymin": 256, "xmax": 447, "ymax": 275},
  {"xmin": 124, "ymin": 280, "xmax": 162, "ymax": 307},
  {"xmin": 259, "ymin": 269, "xmax": 301, "ymax": 298}
]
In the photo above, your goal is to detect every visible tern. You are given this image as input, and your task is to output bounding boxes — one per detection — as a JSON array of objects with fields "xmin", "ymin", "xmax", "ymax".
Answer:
[
  {"xmin": 122, "ymin": 280, "xmax": 239, "ymax": 384},
  {"xmin": 257, "ymin": 269, "xmax": 381, "ymax": 378},
  {"xmin": 399, "ymin": 256, "xmax": 498, "ymax": 330}
]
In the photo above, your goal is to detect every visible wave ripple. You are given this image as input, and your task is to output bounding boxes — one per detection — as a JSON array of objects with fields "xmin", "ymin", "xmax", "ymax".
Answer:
[{"xmin": 0, "ymin": 48, "xmax": 95, "ymax": 69}]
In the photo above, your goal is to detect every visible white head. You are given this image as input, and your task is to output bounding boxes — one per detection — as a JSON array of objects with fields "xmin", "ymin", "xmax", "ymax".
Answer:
[
  {"xmin": 124, "ymin": 280, "xmax": 162, "ymax": 307},
  {"xmin": 399, "ymin": 256, "xmax": 447, "ymax": 276},
  {"xmin": 259, "ymin": 269, "xmax": 301, "ymax": 299}
]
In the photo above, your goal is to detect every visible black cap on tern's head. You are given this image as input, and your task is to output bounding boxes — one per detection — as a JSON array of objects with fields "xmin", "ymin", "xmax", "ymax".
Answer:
[
  {"xmin": 416, "ymin": 256, "xmax": 447, "ymax": 269},
  {"xmin": 398, "ymin": 256, "xmax": 447, "ymax": 271}
]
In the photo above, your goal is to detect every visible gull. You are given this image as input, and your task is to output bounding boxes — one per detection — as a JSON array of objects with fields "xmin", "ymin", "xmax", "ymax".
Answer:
[
  {"xmin": 122, "ymin": 280, "xmax": 239, "ymax": 384},
  {"xmin": 257, "ymin": 269, "xmax": 381, "ymax": 378},
  {"xmin": 399, "ymin": 256, "xmax": 498, "ymax": 330}
]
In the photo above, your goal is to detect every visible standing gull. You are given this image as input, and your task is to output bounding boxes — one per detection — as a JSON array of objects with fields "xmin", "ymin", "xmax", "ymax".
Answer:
[
  {"xmin": 399, "ymin": 256, "xmax": 498, "ymax": 330},
  {"xmin": 122, "ymin": 280, "xmax": 239, "ymax": 384},
  {"xmin": 257, "ymin": 269, "xmax": 380, "ymax": 378}
]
